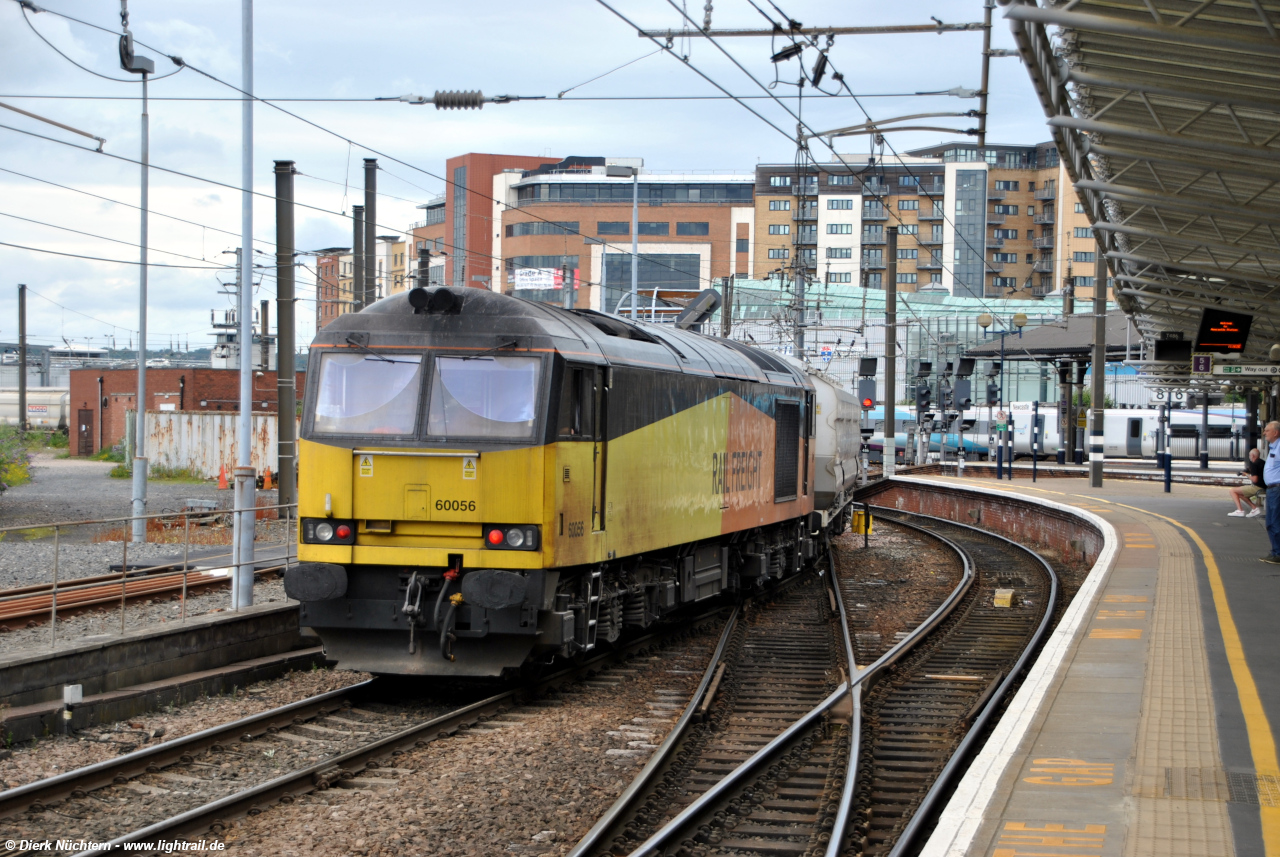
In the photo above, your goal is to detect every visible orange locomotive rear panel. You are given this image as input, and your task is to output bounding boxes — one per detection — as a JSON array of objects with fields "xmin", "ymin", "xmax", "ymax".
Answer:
[{"xmin": 288, "ymin": 288, "xmax": 849, "ymax": 677}]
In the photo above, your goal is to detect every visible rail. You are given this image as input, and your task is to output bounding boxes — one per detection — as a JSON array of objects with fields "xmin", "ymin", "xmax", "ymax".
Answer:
[
  {"xmin": 610, "ymin": 515, "xmax": 980, "ymax": 857},
  {"xmin": 6, "ymin": 607, "xmax": 726, "ymax": 854}
]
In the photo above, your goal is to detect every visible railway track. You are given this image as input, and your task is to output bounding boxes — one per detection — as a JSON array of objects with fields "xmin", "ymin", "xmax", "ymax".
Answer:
[
  {"xmin": 573, "ymin": 509, "xmax": 1057, "ymax": 857},
  {"xmin": 0, "ymin": 609, "xmax": 727, "ymax": 856}
]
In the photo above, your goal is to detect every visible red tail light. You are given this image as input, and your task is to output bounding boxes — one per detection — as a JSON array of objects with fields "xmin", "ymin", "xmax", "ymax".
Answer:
[
  {"xmin": 335, "ymin": 524, "xmax": 353, "ymax": 540},
  {"xmin": 487, "ymin": 529, "xmax": 505, "ymax": 545}
]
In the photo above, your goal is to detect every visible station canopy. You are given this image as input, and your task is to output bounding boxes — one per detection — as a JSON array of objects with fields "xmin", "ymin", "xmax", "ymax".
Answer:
[{"xmin": 1003, "ymin": 0, "xmax": 1280, "ymax": 385}]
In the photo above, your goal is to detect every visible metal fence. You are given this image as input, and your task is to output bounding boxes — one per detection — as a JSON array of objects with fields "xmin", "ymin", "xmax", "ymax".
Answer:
[{"xmin": 0, "ymin": 503, "xmax": 297, "ymax": 653}]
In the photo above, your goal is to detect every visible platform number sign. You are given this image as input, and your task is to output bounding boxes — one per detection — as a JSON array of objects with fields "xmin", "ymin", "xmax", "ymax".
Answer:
[{"xmin": 1191, "ymin": 353, "xmax": 1213, "ymax": 375}]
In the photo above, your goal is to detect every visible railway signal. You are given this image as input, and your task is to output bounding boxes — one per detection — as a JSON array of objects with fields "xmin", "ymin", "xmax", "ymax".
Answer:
[
  {"xmin": 985, "ymin": 383, "xmax": 999, "ymax": 406},
  {"xmin": 954, "ymin": 379, "xmax": 972, "ymax": 410},
  {"xmin": 916, "ymin": 384, "xmax": 932, "ymax": 410},
  {"xmin": 857, "ymin": 378, "xmax": 876, "ymax": 410}
]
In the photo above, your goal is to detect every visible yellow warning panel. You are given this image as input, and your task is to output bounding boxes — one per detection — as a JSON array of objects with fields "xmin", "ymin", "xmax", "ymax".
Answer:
[
  {"xmin": 462, "ymin": 456, "xmax": 477, "ymax": 480},
  {"xmin": 851, "ymin": 510, "xmax": 873, "ymax": 535},
  {"xmin": 1089, "ymin": 628, "xmax": 1142, "ymax": 639},
  {"xmin": 994, "ymin": 588, "xmax": 1014, "ymax": 608},
  {"xmin": 358, "ymin": 454, "xmax": 373, "ymax": 478}
]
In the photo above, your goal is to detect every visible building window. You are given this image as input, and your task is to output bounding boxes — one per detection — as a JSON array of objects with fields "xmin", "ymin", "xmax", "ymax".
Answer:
[
  {"xmin": 866, "ymin": 272, "xmax": 883, "ymax": 288},
  {"xmin": 827, "ymin": 198, "xmax": 854, "ymax": 210},
  {"xmin": 1074, "ymin": 251, "xmax": 1096, "ymax": 263},
  {"xmin": 862, "ymin": 249, "xmax": 884, "ymax": 266},
  {"xmin": 597, "ymin": 222, "xmax": 629, "ymax": 235},
  {"xmin": 863, "ymin": 202, "xmax": 886, "ymax": 217},
  {"xmin": 898, "ymin": 199, "xmax": 920, "ymax": 211},
  {"xmin": 896, "ymin": 273, "xmax": 917, "ymax": 284},
  {"xmin": 768, "ymin": 248, "xmax": 790, "ymax": 259},
  {"xmin": 769, "ymin": 199, "xmax": 791, "ymax": 211},
  {"xmin": 827, "ymin": 272, "xmax": 852, "ymax": 283},
  {"xmin": 638, "ymin": 222, "xmax": 669, "ymax": 236},
  {"xmin": 897, "ymin": 224, "xmax": 918, "ymax": 235},
  {"xmin": 798, "ymin": 225, "xmax": 818, "ymax": 242},
  {"xmin": 827, "ymin": 223, "xmax": 853, "ymax": 235},
  {"xmin": 862, "ymin": 224, "xmax": 883, "ymax": 242},
  {"xmin": 828, "ymin": 174, "xmax": 857, "ymax": 185},
  {"xmin": 452, "ymin": 164, "xmax": 467, "ymax": 288},
  {"xmin": 768, "ymin": 224, "xmax": 791, "ymax": 235},
  {"xmin": 507, "ymin": 221, "xmax": 579, "ymax": 237},
  {"xmin": 994, "ymin": 229, "xmax": 1018, "ymax": 239},
  {"xmin": 994, "ymin": 180, "xmax": 1020, "ymax": 191},
  {"xmin": 993, "ymin": 204, "xmax": 1018, "ymax": 215},
  {"xmin": 769, "ymin": 175, "xmax": 793, "ymax": 187},
  {"xmin": 930, "ymin": 273, "xmax": 942, "ymax": 284},
  {"xmin": 993, "ymin": 277, "xmax": 1018, "ymax": 289},
  {"xmin": 992, "ymin": 252, "xmax": 1017, "ymax": 263},
  {"xmin": 897, "ymin": 248, "xmax": 918, "ymax": 260},
  {"xmin": 1075, "ymin": 203, "xmax": 1086, "ymax": 213},
  {"xmin": 1074, "ymin": 227, "xmax": 1092, "ymax": 238},
  {"xmin": 736, "ymin": 238, "xmax": 749, "ymax": 253},
  {"xmin": 677, "ymin": 222, "xmax": 709, "ymax": 236},
  {"xmin": 898, "ymin": 175, "xmax": 920, "ymax": 187},
  {"xmin": 827, "ymin": 247, "xmax": 852, "ymax": 258},
  {"xmin": 799, "ymin": 247, "xmax": 817, "ymax": 265}
]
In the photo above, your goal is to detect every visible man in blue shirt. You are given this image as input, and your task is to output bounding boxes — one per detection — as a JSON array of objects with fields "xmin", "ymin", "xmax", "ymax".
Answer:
[{"xmin": 1263, "ymin": 421, "xmax": 1280, "ymax": 563}]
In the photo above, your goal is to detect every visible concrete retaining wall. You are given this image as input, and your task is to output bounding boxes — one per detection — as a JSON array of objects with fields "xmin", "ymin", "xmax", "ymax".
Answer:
[
  {"xmin": 858, "ymin": 477, "xmax": 1105, "ymax": 568},
  {"xmin": 0, "ymin": 602, "xmax": 302, "ymax": 710}
]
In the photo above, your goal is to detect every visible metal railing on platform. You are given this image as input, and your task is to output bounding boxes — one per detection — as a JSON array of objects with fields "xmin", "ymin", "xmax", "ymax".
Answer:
[{"xmin": 0, "ymin": 502, "xmax": 298, "ymax": 652}]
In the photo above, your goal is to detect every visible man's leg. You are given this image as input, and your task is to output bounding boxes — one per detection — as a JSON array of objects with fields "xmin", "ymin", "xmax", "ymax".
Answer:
[
  {"xmin": 1231, "ymin": 487, "xmax": 1246, "ymax": 512},
  {"xmin": 1267, "ymin": 486, "xmax": 1280, "ymax": 557}
]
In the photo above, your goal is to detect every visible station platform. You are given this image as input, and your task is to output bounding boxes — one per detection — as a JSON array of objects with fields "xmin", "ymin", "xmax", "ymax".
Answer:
[{"xmin": 911, "ymin": 474, "xmax": 1280, "ymax": 857}]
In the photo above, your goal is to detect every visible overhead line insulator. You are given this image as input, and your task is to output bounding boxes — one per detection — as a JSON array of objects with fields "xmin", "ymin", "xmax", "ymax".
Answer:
[{"xmin": 433, "ymin": 90, "xmax": 485, "ymax": 110}]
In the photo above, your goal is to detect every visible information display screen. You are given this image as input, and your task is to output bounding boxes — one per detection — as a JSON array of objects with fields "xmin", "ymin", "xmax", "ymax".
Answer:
[{"xmin": 1193, "ymin": 308, "xmax": 1252, "ymax": 354}]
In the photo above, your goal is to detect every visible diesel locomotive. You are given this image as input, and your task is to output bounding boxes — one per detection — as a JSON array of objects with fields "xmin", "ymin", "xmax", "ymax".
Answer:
[{"xmin": 285, "ymin": 286, "xmax": 859, "ymax": 677}]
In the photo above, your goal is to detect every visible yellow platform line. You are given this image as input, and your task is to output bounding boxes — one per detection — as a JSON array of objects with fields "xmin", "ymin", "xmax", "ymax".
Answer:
[{"xmin": 1106, "ymin": 499, "xmax": 1280, "ymax": 854}]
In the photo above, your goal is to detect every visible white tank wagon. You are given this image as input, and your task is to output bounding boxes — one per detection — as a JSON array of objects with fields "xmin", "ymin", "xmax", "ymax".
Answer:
[{"xmin": 0, "ymin": 388, "xmax": 70, "ymax": 430}]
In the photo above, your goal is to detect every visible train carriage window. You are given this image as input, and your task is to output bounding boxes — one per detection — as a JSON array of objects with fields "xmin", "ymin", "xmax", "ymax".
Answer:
[
  {"xmin": 427, "ymin": 355, "xmax": 541, "ymax": 439},
  {"xmin": 313, "ymin": 352, "xmax": 422, "ymax": 436}
]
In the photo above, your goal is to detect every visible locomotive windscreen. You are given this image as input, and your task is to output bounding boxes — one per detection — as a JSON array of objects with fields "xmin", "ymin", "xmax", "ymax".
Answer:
[
  {"xmin": 426, "ymin": 355, "xmax": 541, "ymax": 439},
  {"xmin": 313, "ymin": 353, "xmax": 423, "ymax": 435}
]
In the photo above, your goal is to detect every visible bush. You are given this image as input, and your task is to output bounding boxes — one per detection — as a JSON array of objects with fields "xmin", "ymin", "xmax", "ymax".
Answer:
[
  {"xmin": 0, "ymin": 426, "xmax": 32, "ymax": 490},
  {"xmin": 149, "ymin": 465, "xmax": 206, "ymax": 483},
  {"xmin": 45, "ymin": 430, "xmax": 69, "ymax": 449},
  {"xmin": 90, "ymin": 446, "xmax": 126, "ymax": 463},
  {"xmin": 108, "ymin": 463, "xmax": 131, "ymax": 479}
]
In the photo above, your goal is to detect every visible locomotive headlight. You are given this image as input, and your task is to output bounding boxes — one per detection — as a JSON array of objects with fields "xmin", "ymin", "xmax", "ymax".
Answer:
[
  {"xmin": 301, "ymin": 518, "xmax": 356, "ymax": 545},
  {"xmin": 483, "ymin": 524, "xmax": 540, "ymax": 551}
]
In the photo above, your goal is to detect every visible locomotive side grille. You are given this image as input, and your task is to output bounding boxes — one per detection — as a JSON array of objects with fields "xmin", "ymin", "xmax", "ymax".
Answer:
[{"xmin": 774, "ymin": 400, "xmax": 800, "ymax": 501}]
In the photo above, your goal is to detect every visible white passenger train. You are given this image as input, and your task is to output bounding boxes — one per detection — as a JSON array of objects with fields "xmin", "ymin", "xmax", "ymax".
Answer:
[{"xmin": 1004, "ymin": 402, "xmax": 1248, "ymax": 460}]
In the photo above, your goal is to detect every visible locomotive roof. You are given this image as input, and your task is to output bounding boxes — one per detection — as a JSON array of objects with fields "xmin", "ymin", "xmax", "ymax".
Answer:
[{"xmin": 312, "ymin": 288, "xmax": 810, "ymax": 388}]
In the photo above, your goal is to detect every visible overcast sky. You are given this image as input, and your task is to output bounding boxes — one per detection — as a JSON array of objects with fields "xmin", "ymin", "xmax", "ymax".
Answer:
[{"xmin": 0, "ymin": 0, "xmax": 1049, "ymax": 352}]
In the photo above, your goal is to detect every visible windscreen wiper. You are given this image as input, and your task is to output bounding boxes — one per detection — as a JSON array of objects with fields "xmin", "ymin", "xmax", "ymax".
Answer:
[
  {"xmin": 462, "ymin": 340, "xmax": 519, "ymax": 361},
  {"xmin": 345, "ymin": 336, "xmax": 418, "ymax": 364}
]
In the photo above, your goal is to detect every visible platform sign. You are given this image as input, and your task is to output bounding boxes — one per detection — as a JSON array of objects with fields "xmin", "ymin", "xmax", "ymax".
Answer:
[
  {"xmin": 1213, "ymin": 363, "xmax": 1280, "ymax": 376},
  {"xmin": 1191, "ymin": 353, "xmax": 1213, "ymax": 375},
  {"xmin": 820, "ymin": 345, "xmax": 833, "ymax": 362},
  {"xmin": 995, "ymin": 409, "xmax": 1007, "ymax": 432}
]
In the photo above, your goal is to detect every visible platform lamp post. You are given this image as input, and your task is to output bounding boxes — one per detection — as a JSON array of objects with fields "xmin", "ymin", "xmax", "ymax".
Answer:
[{"xmin": 604, "ymin": 164, "xmax": 640, "ymax": 318}]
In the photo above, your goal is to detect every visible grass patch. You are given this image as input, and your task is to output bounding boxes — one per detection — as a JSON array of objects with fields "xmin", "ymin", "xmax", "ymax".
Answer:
[
  {"xmin": 108, "ymin": 463, "xmax": 131, "ymax": 479},
  {"xmin": 149, "ymin": 465, "xmax": 207, "ymax": 484},
  {"xmin": 90, "ymin": 447, "xmax": 126, "ymax": 463},
  {"xmin": 42, "ymin": 430, "xmax": 69, "ymax": 449},
  {"xmin": 0, "ymin": 426, "xmax": 32, "ymax": 489},
  {"xmin": 16, "ymin": 526, "xmax": 56, "ymax": 541}
]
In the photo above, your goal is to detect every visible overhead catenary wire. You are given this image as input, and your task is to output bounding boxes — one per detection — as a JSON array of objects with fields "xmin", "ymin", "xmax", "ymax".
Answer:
[{"xmin": 637, "ymin": 0, "xmax": 1040, "ymax": 326}]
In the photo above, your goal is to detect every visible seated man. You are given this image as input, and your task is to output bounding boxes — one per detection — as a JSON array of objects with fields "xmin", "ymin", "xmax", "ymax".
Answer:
[{"xmin": 1229, "ymin": 447, "xmax": 1265, "ymax": 518}]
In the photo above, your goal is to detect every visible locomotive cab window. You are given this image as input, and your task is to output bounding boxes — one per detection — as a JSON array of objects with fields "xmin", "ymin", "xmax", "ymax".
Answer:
[
  {"xmin": 558, "ymin": 366, "xmax": 596, "ymax": 439},
  {"xmin": 427, "ymin": 355, "xmax": 541, "ymax": 439},
  {"xmin": 313, "ymin": 352, "xmax": 423, "ymax": 436}
]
